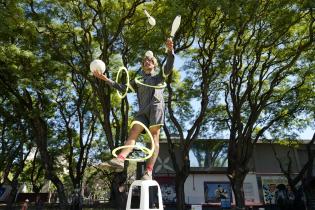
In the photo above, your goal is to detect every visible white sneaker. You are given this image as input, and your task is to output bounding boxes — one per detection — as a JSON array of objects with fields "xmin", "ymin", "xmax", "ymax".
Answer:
[
  {"xmin": 97, "ymin": 158, "xmax": 124, "ymax": 172},
  {"xmin": 141, "ymin": 171, "xmax": 152, "ymax": 180}
]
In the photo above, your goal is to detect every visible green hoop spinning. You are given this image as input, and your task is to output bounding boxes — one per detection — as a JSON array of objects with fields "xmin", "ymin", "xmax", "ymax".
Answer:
[
  {"xmin": 116, "ymin": 67, "xmax": 166, "ymax": 99},
  {"xmin": 135, "ymin": 76, "xmax": 167, "ymax": 89},
  {"xmin": 112, "ymin": 121, "xmax": 155, "ymax": 161},
  {"xmin": 115, "ymin": 66, "xmax": 135, "ymax": 99}
]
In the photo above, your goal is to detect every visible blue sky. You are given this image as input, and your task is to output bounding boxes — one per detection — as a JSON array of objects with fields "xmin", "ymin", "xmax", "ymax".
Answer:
[{"xmin": 173, "ymin": 53, "xmax": 313, "ymax": 140}]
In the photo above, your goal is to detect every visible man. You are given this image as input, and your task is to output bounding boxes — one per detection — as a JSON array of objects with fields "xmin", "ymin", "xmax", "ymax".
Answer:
[{"xmin": 93, "ymin": 38, "xmax": 174, "ymax": 180}]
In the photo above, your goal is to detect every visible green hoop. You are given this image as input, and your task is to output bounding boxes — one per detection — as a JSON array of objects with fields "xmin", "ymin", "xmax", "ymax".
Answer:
[
  {"xmin": 135, "ymin": 76, "xmax": 167, "ymax": 89},
  {"xmin": 112, "ymin": 121, "xmax": 155, "ymax": 161},
  {"xmin": 115, "ymin": 66, "xmax": 132, "ymax": 99}
]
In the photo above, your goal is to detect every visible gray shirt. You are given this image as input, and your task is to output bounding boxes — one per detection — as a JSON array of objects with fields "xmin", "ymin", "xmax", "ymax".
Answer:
[{"xmin": 106, "ymin": 52, "xmax": 175, "ymax": 113}]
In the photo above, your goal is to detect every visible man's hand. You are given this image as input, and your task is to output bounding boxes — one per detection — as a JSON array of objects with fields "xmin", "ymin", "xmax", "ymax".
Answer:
[
  {"xmin": 93, "ymin": 70, "xmax": 108, "ymax": 81},
  {"xmin": 166, "ymin": 38, "xmax": 174, "ymax": 53}
]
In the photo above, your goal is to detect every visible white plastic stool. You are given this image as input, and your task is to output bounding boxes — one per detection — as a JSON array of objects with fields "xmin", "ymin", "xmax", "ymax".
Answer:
[{"xmin": 126, "ymin": 180, "xmax": 163, "ymax": 210}]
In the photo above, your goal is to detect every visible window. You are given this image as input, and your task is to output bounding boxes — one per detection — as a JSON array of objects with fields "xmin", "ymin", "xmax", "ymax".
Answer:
[{"xmin": 190, "ymin": 141, "xmax": 228, "ymax": 168}]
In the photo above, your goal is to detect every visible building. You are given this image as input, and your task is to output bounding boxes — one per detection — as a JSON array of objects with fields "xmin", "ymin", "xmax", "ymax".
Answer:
[{"xmin": 137, "ymin": 139, "xmax": 315, "ymax": 209}]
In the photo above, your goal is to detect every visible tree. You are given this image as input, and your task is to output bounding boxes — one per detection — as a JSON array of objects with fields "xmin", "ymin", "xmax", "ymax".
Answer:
[
  {"xmin": 55, "ymin": 70, "xmax": 98, "ymax": 210},
  {"xmin": 271, "ymin": 134, "xmax": 315, "ymax": 210},
  {"xmin": 0, "ymin": 1, "xmax": 69, "ymax": 207},
  {"xmin": 213, "ymin": 1, "xmax": 314, "ymax": 209},
  {"xmin": 2, "ymin": 1, "xmax": 312, "ymax": 210},
  {"xmin": 26, "ymin": 0, "xmax": 154, "ymax": 208},
  {"xmin": 270, "ymin": 55, "xmax": 314, "ymax": 209},
  {"xmin": 0, "ymin": 100, "xmax": 32, "ymax": 209},
  {"xmin": 162, "ymin": 1, "xmax": 226, "ymax": 209}
]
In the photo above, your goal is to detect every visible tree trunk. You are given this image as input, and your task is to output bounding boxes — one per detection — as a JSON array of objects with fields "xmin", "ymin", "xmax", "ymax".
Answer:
[
  {"xmin": 110, "ymin": 172, "xmax": 127, "ymax": 210},
  {"xmin": 4, "ymin": 180, "xmax": 18, "ymax": 210},
  {"xmin": 227, "ymin": 135, "xmax": 254, "ymax": 210},
  {"xmin": 175, "ymin": 174, "xmax": 186, "ymax": 210},
  {"xmin": 70, "ymin": 186, "xmax": 83, "ymax": 210},
  {"xmin": 175, "ymin": 166, "xmax": 190, "ymax": 210},
  {"xmin": 31, "ymin": 117, "xmax": 69, "ymax": 209},
  {"xmin": 48, "ymin": 175, "xmax": 69, "ymax": 209},
  {"xmin": 228, "ymin": 172, "xmax": 246, "ymax": 210}
]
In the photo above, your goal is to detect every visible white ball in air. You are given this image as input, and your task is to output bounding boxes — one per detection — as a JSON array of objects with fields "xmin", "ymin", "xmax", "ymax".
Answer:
[
  {"xmin": 145, "ymin": 51, "xmax": 154, "ymax": 58},
  {"xmin": 90, "ymin": 59, "xmax": 106, "ymax": 74}
]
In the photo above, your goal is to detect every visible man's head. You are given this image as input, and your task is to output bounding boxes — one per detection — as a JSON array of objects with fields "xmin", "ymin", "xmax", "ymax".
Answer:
[{"xmin": 142, "ymin": 50, "xmax": 158, "ymax": 73}]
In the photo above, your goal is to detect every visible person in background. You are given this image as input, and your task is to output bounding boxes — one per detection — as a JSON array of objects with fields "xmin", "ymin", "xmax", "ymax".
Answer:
[{"xmin": 21, "ymin": 199, "xmax": 29, "ymax": 210}]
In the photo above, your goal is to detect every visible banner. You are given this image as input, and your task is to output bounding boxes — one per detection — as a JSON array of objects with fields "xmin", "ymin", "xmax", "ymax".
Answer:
[
  {"xmin": 261, "ymin": 176, "xmax": 287, "ymax": 204},
  {"xmin": 204, "ymin": 182, "xmax": 232, "ymax": 204}
]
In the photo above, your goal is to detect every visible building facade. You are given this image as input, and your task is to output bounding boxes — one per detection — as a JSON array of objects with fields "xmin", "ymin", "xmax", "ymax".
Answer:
[{"xmin": 138, "ymin": 139, "xmax": 315, "ymax": 208}]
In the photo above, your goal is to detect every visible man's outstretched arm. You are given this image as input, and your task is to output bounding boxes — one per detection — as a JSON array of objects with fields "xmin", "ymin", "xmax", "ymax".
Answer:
[
  {"xmin": 163, "ymin": 38, "xmax": 175, "ymax": 77},
  {"xmin": 93, "ymin": 71, "xmax": 127, "ymax": 93}
]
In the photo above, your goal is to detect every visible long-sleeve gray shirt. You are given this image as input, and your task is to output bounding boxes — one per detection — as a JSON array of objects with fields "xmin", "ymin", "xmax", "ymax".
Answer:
[{"xmin": 106, "ymin": 52, "xmax": 175, "ymax": 113}]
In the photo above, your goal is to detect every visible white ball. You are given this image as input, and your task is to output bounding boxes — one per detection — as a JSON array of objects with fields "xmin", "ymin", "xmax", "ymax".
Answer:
[
  {"xmin": 90, "ymin": 59, "xmax": 106, "ymax": 74},
  {"xmin": 145, "ymin": 50, "xmax": 154, "ymax": 58}
]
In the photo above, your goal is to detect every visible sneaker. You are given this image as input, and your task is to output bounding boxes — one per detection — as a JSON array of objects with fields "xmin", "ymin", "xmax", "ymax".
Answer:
[
  {"xmin": 141, "ymin": 171, "xmax": 152, "ymax": 180},
  {"xmin": 97, "ymin": 158, "xmax": 124, "ymax": 172}
]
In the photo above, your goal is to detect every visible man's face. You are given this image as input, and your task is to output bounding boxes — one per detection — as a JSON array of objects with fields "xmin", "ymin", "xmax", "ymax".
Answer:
[{"xmin": 143, "ymin": 57, "xmax": 155, "ymax": 73}]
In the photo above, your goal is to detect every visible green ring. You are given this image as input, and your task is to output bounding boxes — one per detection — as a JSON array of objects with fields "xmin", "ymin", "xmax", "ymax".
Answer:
[
  {"xmin": 115, "ymin": 66, "xmax": 129, "ymax": 99},
  {"xmin": 112, "ymin": 121, "xmax": 155, "ymax": 161},
  {"xmin": 135, "ymin": 76, "xmax": 167, "ymax": 89},
  {"xmin": 112, "ymin": 145, "xmax": 151, "ymax": 162}
]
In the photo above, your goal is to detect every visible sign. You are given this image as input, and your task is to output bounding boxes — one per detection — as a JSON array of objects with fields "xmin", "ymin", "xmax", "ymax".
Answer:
[
  {"xmin": 261, "ymin": 176, "xmax": 287, "ymax": 204},
  {"xmin": 191, "ymin": 204, "xmax": 202, "ymax": 210},
  {"xmin": 221, "ymin": 198, "xmax": 231, "ymax": 209},
  {"xmin": 244, "ymin": 182, "xmax": 255, "ymax": 203},
  {"xmin": 204, "ymin": 182, "xmax": 232, "ymax": 203}
]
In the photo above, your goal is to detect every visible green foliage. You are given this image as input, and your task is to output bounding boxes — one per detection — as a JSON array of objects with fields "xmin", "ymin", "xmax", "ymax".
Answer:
[
  {"xmin": 275, "ymin": 138, "xmax": 301, "ymax": 148},
  {"xmin": 0, "ymin": 1, "xmax": 314, "ymax": 208}
]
